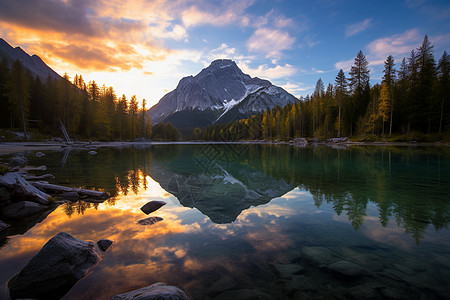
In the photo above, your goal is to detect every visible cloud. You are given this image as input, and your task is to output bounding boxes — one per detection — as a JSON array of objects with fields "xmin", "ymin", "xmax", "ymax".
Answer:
[
  {"xmin": 279, "ymin": 82, "xmax": 309, "ymax": 97},
  {"xmin": 367, "ymin": 28, "xmax": 422, "ymax": 64},
  {"xmin": 334, "ymin": 58, "xmax": 354, "ymax": 72},
  {"xmin": 247, "ymin": 28, "xmax": 295, "ymax": 58},
  {"xmin": 345, "ymin": 18, "xmax": 373, "ymax": 37},
  {"xmin": 0, "ymin": 0, "xmax": 97, "ymax": 36},
  {"xmin": 181, "ymin": 0, "xmax": 254, "ymax": 28},
  {"xmin": 239, "ymin": 63, "xmax": 297, "ymax": 80}
]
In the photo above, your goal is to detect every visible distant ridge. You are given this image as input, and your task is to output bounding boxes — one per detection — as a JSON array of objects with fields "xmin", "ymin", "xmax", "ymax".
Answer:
[
  {"xmin": 148, "ymin": 59, "xmax": 298, "ymax": 129},
  {"xmin": 0, "ymin": 38, "xmax": 60, "ymax": 81}
]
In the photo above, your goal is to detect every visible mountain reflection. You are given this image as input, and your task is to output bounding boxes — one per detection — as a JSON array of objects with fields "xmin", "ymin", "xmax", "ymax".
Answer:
[{"xmin": 47, "ymin": 144, "xmax": 450, "ymax": 242}]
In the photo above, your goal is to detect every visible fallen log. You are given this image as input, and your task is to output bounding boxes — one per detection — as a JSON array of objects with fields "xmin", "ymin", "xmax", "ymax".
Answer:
[
  {"xmin": 0, "ymin": 172, "xmax": 50, "ymax": 205},
  {"xmin": 31, "ymin": 181, "xmax": 110, "ymax": 200},
  {"xmin": 21, "ymin": 174, "xmax": 55, "ymax": 181}
]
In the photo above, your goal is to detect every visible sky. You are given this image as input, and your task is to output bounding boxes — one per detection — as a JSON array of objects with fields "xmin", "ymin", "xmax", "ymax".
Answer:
[{"xmin": 0, "ymin": 0, "xmax": 449, "ymax": 108}]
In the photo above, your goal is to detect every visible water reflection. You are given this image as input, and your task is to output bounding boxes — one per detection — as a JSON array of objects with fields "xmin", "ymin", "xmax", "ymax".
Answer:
[
  {"xmin": 1, "ymin": 145, "xmax": 450, "ymax": 299},
  {"xmin": 28, "ymin": 144, "xmax": 450, "ymax": 243}
]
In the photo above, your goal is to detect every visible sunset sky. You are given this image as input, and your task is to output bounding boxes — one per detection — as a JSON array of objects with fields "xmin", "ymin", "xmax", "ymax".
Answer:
[{"xmin": 1, "ymin": 0, "xmax": 449, "ymax": 108}]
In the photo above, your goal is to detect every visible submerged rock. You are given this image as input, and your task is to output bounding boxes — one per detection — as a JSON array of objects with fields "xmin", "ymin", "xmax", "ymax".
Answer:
[
  {"xmin": 272, "ymin": 263, "xmax": 304, "ymax": 278},
  {"xmin": 301, "ymin": 247, "xmax": 341, "ymax": 266},
  {"xmin": 109, "ymin": 282, "xmax": 191, "ymax": 300},
  {"xmin": 35, "ymin": 151, "xmax": 46, "ymax": 157},
  {"xmin": 141, "ymin": 200, "xmax": 166, "ymax": 214},
  {"xmin": 329, "ymin": 260, "xmax": 371, "ymax": 278},
  {"xmin": 97, "ymin": 239, "xmax": 114, "ymax": 252},
  {"xmin": 8, "ymin": 232, "xmax": 102, "ymax": 299},
  {"xmin": 212, "ymin": 288, "xmax": 270, "ymax": 300},
  {"xmin": 88, "ymin": 151, "xmax": 97, "ymax": 155},
  {"xmin": 2, "ymin": 201, "xmax": 48, "ymax": 220},
  {"xmin": 138, "ymin": 216, "xmax": 163, "ymax": 225}
]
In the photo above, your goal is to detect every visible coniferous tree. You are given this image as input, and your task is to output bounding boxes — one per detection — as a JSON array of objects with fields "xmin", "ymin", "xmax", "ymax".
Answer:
[
  {"xmin": 436, "ymin": 51, "xmax": 449, "ymax": 132},
  {"xmin": 382, "ymin": 55, "xmax": 396, "ymax": 135},
  {"xmin": 335, "ymin": 69, "xmax": 347, "ymax": 137},
  {"xmin": 6, "ymin": 60, "xmax": 30, "ymax": 138},
  {"xmin": 416, "ymin": 35, "xmax": 436, "ymax": 133},
  {"xmin": 349, "ymin": 50, "xmax": 370, "ymax": 135}
]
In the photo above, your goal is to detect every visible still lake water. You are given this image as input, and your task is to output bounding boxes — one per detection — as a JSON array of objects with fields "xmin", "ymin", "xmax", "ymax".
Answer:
[{"xmin": 1, "ymin": 144, "xmax": 450, "ymax": 299}]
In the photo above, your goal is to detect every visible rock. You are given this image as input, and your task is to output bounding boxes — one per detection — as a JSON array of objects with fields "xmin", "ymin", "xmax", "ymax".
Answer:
[
  {"xmin": 272, "ymin": 263, "xmax": 304, "ymax": 278},
  {"xmin": 348, "ymin": 285, "xmax": 379, "ymax": 300},
  {"xmin": 327, "ymin": 137, "xmax": 349, "ymax": 143},
  {"xmin": 380, "ymin": 287, "xmax": 407, "ymax": 299},
  {"xmin": 60, "ymin": 191, "xmax": 79, "ymax": 201},
  {"xmin": 35, "ymin": 151, "xmax": 46, "ymax": 157},
  {"xmin": 137, "ymin": 216, "xmax": 163, "ymax": 225},
  {"xmin": 8, "ymin": 232, "xmax": 102, "ymax": 299},
  {"xmin": 0, "ymin": 186, "xmax": 11, "ymax": 201},
  {"xmin": 329, "ymin": 261, "xmax": 371, "ymax": 278},
  {"xmin": 2, "ymin": 201, "xmax": 49, "ymax": 219},
  {"xmin": 286, "ymin": 275, "xmax": 317, "ymax": 293},
  {"xmin": 212, "ymin": 288, "xmax": 270, "ymax": 300},
  {"xmin": 109, "ymin": 282, "xmax": 191, "ymax": 300},
  {"xmin": 0, "ymin": 172, "xmax": 50, "ymax": 204},
  {"xmin": 301, "ymin": 247, "xmax": 341, "ymax": 266},
  {"xmin": 134, "ymin": 137, "xmax": 151, "ymax": 143},
  {"xmin": 9, "ymin": 155, "xmax": 28, "ymax": 166},
  {"xmin": 88, "ymin": 151, "xmax": 97, "ymax": 155},
  {"xmin": 140, "ymin": 201, "xmax": 166, "ymax": 214},
  {"xmin": 97, "ymin": 239, "xmax": 114, "ymax": 252},
  {"xmin": 0, "ymin": 219, "xmax": 10, "ymax": 232}
]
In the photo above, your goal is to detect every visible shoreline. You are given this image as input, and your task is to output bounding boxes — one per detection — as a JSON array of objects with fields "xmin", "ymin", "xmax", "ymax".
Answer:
[{"xmin": 0, "ymin": 140, "xmax": 449, "ymax": 155}]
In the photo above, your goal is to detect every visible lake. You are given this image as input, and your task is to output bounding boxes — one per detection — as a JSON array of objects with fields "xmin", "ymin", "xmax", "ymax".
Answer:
[{"xmin": 1, "ymin": 144, "xmax": 450, "ymax": 299}]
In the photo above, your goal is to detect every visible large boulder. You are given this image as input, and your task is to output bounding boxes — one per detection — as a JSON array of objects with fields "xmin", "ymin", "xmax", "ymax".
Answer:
[
  {"xmin": 1, "ymin": 201, "xmax": 48, "ymax": 220},
  {"xmin": 0, "ymin": 172, "xmax": 50, "ymax": 205},
  {"xmin": 109, "ymin": 282, "xmax": 191, "ymax": 300},
  {"xmin": 141, "ymin": 201, "xmax": 166, "ymax": 214},
  {"xmin": 8, "ymin": 232, "xmax": 102, "ymax": 299}
]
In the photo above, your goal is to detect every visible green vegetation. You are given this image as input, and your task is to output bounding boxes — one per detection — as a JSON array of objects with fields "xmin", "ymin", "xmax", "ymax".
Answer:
[
  {"xmin": 195, "ymin": 36, "xmax": 449, "ymax": 142},
  {"xmin": 0, "ymin": 62, "xmax": 178, "ymax": 141}
]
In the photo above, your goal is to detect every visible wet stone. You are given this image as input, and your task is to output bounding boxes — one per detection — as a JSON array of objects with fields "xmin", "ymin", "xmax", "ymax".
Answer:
[
  {"xmin": 140, "ymin": 200, "xmax": 166, "ymax": 214},
  {"xmin": 2, "ymin": 201, "xmax": 48, "ymax": 220},
  {"xmin": 272, "ymin": 263, "xmax": 304, "ymax": 278},
  {"xmin": 97, "ymin": 239, "xmax": 113, "ymax": 252}
]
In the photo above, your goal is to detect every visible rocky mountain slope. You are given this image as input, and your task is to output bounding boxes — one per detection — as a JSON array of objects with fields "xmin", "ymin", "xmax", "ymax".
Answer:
[
  {"xmin": 148, "ymin": 59, "xmax": 298, "ymax": 128},
  {"xmin": 0, "ymin": 38, "xmax": 60, "ymax": 81}
]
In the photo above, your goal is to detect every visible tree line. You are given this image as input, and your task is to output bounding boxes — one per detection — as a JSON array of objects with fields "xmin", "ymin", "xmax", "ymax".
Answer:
[
  {"xmin": 0, "ymin": 60, "xmax": 179, "ymax": 141},
  {"xmin": 195, "ymin": 35, "xmax": 449, "ymax": 141}
]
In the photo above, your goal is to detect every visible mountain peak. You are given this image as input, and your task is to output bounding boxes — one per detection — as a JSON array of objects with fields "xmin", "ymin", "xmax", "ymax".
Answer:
[{"xmin": 148, "ymin": 59, "xmax": 297, "ymax": 129}]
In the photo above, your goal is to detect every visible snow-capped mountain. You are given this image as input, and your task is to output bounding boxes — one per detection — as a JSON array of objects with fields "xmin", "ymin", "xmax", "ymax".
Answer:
[{"xmin": 148, "ymin": 59, "xmax": 298, "ymax": 128}]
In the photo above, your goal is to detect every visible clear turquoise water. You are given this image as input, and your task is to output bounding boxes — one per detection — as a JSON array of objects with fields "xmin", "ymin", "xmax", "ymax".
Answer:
[{"xmin": 1, "ymin": 144, "xmax": 449, "ymax": 299}]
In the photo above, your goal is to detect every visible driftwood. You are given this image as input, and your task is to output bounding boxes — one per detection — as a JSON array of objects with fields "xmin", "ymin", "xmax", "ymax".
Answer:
[
  {"xmin": 0, "ymin": 172, "xmax": 50, "ymax": 205},
  {"xmin": 31, "ymin": 181, "xmax": 110, "ymax": 200},
  {"xmin": 21, "ymin": 174, "xmax": 55, "ymax": 181}
]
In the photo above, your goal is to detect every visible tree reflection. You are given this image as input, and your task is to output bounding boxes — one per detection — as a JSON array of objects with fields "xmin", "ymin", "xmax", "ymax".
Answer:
[{"xmin": 42, "ymin": 144, "xmax": 450, "ymax": 242}]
